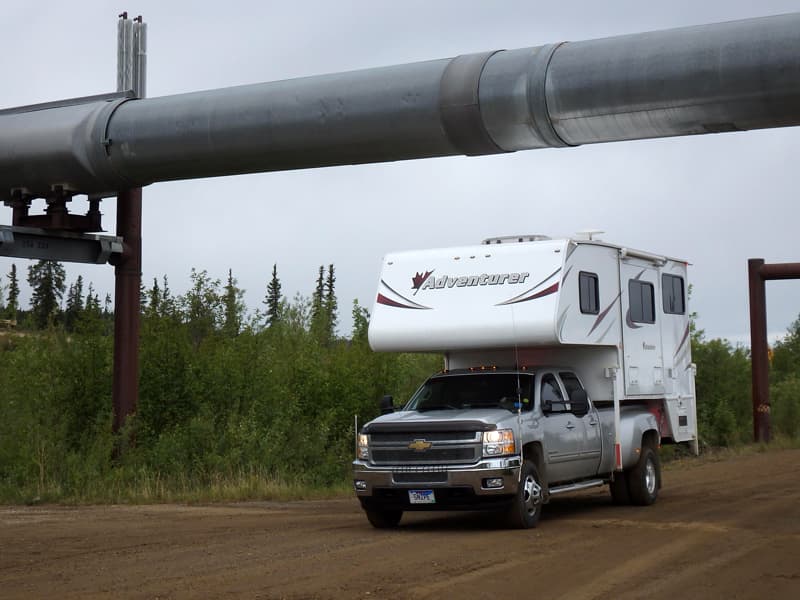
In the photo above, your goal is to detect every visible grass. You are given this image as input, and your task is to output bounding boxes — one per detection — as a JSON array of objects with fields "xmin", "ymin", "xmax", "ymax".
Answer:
[
  {"xmin": 0, "ymin": 467, "xmax": 354, "ymax": 506},
  {"xmin": 4, "ymin": 439, "xmax": 798, "ymax": 506}
]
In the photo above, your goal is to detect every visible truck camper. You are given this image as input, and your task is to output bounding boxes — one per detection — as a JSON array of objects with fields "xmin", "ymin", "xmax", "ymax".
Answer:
[{"xmin": 353, "ymin": 234, "xmax": 698, "ymax": 529}]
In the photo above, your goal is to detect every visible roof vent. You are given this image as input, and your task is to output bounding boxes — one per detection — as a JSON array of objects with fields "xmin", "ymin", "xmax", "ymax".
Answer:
[{"xmin": 482, "ymin": 234, "xmax": 551, "ymax": 245}]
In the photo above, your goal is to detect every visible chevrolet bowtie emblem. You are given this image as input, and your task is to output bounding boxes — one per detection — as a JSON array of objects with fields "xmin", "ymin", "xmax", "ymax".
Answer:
[{"xmin": 408, "ymin": 439, "xmax": 432, "ymax": 451}]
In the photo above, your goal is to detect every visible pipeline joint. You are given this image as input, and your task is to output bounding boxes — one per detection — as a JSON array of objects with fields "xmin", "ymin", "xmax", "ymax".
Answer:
[{"xmin": 439, "ymin": 51, "xmax": 507, "ymax": 157}]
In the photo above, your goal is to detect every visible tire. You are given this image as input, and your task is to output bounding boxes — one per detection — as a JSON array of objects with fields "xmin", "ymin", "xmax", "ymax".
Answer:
[
  {"xmin": 626, "ymin": 445, "xmax": 661, "ymax": 506},
  {"xmin": 505, "ymin": 460, "xmax": 543, "ymax": 529},
  {"xmin": 365, "ymin": 508, "xmax": 402, "ymax": 529},
  {"xmin": 609, "ymin": 473, "xmax": 631, "ymax": 505}
]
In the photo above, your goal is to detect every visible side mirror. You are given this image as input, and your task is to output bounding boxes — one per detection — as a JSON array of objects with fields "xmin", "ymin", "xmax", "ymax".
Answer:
[
  {"xmin": 542, "ymin": 399, "xmax": 553, "ymax": 413},
  {"xmin": 570, "ymin": 389, "xmax": 589, "ymax": 417},
  {"xmin": 379, "ymin": 395, "xmax": 394, "ymax": 415}
]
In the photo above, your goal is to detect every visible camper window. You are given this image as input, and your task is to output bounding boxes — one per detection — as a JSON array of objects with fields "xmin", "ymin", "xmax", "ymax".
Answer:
[
  {"xmin": 629, "ymin": 279, "xmax": 656, "ymax": 324},
  {"xmin": 662, "ymin": 274, "xmax": 685, "ymax": 315},
  {"xmin": 579, "ymin": 272, "xmax": 599, "ymax": 314}
]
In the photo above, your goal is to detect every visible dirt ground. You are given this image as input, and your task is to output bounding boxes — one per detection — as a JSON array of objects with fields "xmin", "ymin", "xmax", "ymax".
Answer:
[{"xmin": 1, "ymin": 449, "xmax": 798, "ymax": 600}]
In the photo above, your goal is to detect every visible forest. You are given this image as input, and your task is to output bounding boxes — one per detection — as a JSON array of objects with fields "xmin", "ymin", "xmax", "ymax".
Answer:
[{"xmin": 0, "ymin": 260, "xmax": 798, "ymax": 503}]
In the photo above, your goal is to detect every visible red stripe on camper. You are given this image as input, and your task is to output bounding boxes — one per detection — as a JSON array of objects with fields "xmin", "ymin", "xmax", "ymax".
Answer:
[
  {"xmin": 503, "ymin": 282, "xmax": 560, "ymax": 305},
  {"xmin": 674, "ymin": 323, "xmax": 691, "ymax": 358},
  {"xmin": 588, "ymin": 292, "xmax": 621, "ymax": 336},
  {"xmin": 377, "ymin": 293, "xmax": 421, "ymax": 309}
]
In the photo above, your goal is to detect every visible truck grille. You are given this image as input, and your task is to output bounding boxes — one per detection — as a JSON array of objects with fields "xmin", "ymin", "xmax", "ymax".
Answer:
[
  {"xmin": 370, "ymin": 431, "xmax": 477, "ymax": 443},
  {"xmin": 392, "ymin": 471, "xmax": 449, "ymax": 484},
  {"xmin": 372, "ymin": 448, "xmax": 476, "ymax": 464},
  {"xmin": 368, "ymin": 431, "xmax": 481, "ymax": 466}
]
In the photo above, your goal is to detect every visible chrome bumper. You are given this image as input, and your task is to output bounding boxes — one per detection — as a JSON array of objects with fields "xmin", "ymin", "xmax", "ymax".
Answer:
[{"xmin": 352, "ymin": 457, "xmax": 522, "ymax": 497}]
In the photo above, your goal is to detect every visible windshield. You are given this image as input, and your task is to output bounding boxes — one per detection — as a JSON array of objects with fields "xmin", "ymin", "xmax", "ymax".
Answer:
[{"xmin": 406, "ymin": 373, "xmax": 534, "ymax": 412}]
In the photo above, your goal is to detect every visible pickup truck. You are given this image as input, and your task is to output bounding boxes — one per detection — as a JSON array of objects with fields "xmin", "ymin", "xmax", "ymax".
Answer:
[{"xmin": 353, "ymin": 367, "xmax": 661, "ymax": 529}]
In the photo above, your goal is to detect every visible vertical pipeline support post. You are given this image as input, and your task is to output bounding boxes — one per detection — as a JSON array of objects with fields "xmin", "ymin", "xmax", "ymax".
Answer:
[
  {"xmin": 112, "ymin": 188, "xmax": 142, "ymax": 438},
  {"xmin": 112, "ymin": 13, "xmax": 146, "ymax": 444},
  {"xmin": 747, "ymin": 259, "xmax": 800, "ymax": 444},
  {"xmin": 747, "ymin": 258, "xmax": 770, "ymax": 443}
]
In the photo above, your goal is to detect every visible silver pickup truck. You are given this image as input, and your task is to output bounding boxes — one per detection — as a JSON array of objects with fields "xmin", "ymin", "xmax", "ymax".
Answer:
[{"xmin": 353, "ymin": 368, "xmax": 661, "ymax": 529}]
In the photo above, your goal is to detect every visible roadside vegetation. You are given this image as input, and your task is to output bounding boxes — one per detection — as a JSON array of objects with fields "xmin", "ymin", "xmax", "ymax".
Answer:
[{"xmin": 0, "ymin": 260, "xmax": 798, "ymax": 504}]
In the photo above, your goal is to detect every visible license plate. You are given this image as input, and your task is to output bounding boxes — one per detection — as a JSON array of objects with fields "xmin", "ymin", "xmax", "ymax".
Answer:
[{"xmin": 408, "ymin": 489, "xmax": 436, "ymax": 504}]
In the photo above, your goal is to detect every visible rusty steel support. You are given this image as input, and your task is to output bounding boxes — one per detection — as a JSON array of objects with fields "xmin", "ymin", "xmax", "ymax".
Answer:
[
  {"xmin": 112, "ymin": 188, "xmax": 142, "ymax": 439},
  {"xmin": 748, "ymin": 259, "xmax": 770, "ymax": 443},
  {"xmin": 747, "ymin": 259, "xmax": 800, "ymax": 443}
]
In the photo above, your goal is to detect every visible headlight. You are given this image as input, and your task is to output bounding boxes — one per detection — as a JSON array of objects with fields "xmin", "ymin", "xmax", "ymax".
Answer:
[
  {"xmin": 482, "ymin": 429, "xmax": 516, "ymax": 457},
  {"xmin": 357, "ymin": 433, "xmax": 369, "ymax": 460}
]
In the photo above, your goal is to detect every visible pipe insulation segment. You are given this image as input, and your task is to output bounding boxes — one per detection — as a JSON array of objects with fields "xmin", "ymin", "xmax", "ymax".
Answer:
[
  {"xmin": 543, "ymin": 13, "xmax": 800, "ymax": 144},
  {"xmin": 1, "ymin": 13, "xmax": 800, "ymax": 200}
]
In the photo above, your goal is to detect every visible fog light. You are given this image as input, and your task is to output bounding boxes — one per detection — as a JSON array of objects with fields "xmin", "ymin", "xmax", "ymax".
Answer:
[
  {"xmin": 354, "ymin": 480, "xmax": 367, "ymax": 491},
  {"xmin": 483, "ymin": 477, "xmax": 504, "ymax": 489}
]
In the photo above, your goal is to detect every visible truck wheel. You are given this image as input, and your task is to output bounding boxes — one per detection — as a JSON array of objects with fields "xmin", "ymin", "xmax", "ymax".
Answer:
[
  {"xmin": 506, "ymin": 461, "xmax": 543, "ymax": 529},
  {"xmin": 626, "ymin": 445, "xmax": 660, "ymax": 506},
  {"xmin": 365, "ymin": 508, "xmax": 402, "ymax": 529},
  {"xmin": 609, "ymin": 473, "xmax": 630, "ymax": 505}
]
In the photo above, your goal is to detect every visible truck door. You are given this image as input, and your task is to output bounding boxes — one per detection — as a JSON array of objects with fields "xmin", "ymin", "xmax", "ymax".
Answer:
[
  {"xmin": 559, "ymin": 371, "xmax": 602, "ymax": 476},
  {"xmin": 540, "ymin": 372, "xmax": 586, "ymax": 483},
  {"xmin": 619, "ymin": 261, "xmax": 665, "ymax": 396}
]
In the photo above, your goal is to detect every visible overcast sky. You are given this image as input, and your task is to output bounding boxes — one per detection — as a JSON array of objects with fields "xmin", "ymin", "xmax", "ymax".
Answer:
[{"xmin": 1, "ymin": 0, "xmax": 798, "ymax": 344}]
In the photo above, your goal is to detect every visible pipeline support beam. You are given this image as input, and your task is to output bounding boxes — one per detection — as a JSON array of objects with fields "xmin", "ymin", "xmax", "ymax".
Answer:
[{"xmin": 0, "ymin": 225, "xmax": 122, "ymax": 263}]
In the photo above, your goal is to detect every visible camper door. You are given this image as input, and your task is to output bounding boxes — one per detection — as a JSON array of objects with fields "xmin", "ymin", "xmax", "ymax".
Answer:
[{"xmin": 619, "ymin": 261, "xmax": 665, "ymax": 396}]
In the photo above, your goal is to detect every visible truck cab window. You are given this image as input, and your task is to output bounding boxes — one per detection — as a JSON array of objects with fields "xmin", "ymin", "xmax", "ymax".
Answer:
[
  {"xmin": 408, "ymin": 373, "xmax": 534, "ymax": 412},
  {"xmin": 559, "ymin": 372, "xmax": 585, "ymax": 402},
  {"xmin": 541, "ymin": 374, "xmax": 568, "ymax": 412}
]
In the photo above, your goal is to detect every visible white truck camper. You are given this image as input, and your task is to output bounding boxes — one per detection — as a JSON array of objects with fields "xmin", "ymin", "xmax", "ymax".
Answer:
[{"xmin": 353, "ymin": 235, "xmax": 698, "ymax": 529}]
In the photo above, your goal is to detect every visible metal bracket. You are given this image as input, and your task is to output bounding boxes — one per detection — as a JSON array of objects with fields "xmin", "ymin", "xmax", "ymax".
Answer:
[{"xmin": 0, "ymin": 225, "xmax": 123, "ymax": 264}]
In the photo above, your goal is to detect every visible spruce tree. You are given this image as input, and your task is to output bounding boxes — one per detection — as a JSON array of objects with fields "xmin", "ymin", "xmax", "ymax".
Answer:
[
  {"xmin": 5, "ymin": 263, "xmax": 20, "ymax": 321},
  {"xmin": 310, "ymin": 264, "xmax": 338, "ymax": 343},
  {"xmin": 312, "ymin": 265, "xmax": 325, "ymax": 319},
  {"xmin": 310, "ymin": 265, "xmax": 325, "ymax": 335},
  {"xmin": 324, "ymin": 263, "xmax": 338, "ymax": 337},
  {"xmin": 139, "ymin": 280, "xmax": 148, "ymax": 313},
  {"xmin": 161, "ymin": 275, "xmax": 174, "ymax": 316},
  {"xmin": 64, "ymin": 275, "xmax": 85, "ymax": 331},
  {"xmin": 147, "ymin": 277, "xmax": 162, "ymax": 316},
  {"xmin": 264, "ymin": 263, "xmax": 283, "ymax": 327},
  {"xmin": 27, "ymin": 260, "xmax": 66, "ymax": 329},
  {"xmin": 223, "ymin": 268, "xmax": 245, "ymax": 337},
  {"xmin": 85, "ymin": 283, "xmax": 101, "ymax": 316}
]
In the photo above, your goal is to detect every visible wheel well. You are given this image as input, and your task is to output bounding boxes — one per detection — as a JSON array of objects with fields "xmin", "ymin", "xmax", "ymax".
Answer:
[
  {"xmin": 522, "ymin": 441, "xmax": 543, "ymax": 467},
  {"xmin": 642, "ymin": 429, "xmax": 660, "ymax": 450},
  {"xmin": 522, "ymin": 442, "xmax": 547, "ymax": 489}
]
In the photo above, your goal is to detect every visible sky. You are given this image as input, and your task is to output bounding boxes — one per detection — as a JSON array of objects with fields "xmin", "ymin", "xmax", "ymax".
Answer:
[{"xmin": 1, "ymin": 0, "xmax": 798, "ymax": 344}]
